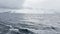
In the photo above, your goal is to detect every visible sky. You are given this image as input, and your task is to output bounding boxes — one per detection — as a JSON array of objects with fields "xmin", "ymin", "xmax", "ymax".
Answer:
[
  {"xmin": 23, "ymin": 0, "xmax": 60, "ymax": 9},
  {"xmin": 0, "ymin": 0, "xmax": 60, "ymax": 13},
  {"xmin": 0, "ymin": 0, "xmax": 60, "ymax": 9},
  {"xmin": 21, "ymin": 0, "xmax": 60, "ymax": 13},
  {"xmin": 0, "ymin": 0, "xmax": 24, "ymax": 9}
]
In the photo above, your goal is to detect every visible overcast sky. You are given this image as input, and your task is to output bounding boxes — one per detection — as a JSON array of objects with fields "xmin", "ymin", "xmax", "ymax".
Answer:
[
  {"xmin": 0, "ymin": 0, "xmax": 60, "ymax": 9},
  {"xmin": 23, "ymin": 0, "xmax": 60, "ymax": 9},
  {"xmin": 0, "ymin": 0, "xmax": 24, "ymax": 9},
  {"xmin": 22, "ymin": 0, "xmax": 60, "ymax": 13},
  {"xmin": 0, "ymin": 0, "xmax": 60, "ymax": 13}
]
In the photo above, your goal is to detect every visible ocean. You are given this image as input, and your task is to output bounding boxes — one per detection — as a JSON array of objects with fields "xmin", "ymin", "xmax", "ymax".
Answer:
[{"xmin": 0, "ymin": 12, "xmax": 60, "ymax": 34}]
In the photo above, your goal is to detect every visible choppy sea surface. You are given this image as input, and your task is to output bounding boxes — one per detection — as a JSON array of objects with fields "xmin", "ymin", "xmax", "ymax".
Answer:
[{"xmin": 0, "ymin": 12, "xmax": 60, "ymax": 34}]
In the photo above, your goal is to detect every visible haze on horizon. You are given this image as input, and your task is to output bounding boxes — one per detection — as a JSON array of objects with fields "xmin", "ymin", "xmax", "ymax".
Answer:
[{"xmin": 0, "ymin": 0, "xmax": 60, "ymax": 14}]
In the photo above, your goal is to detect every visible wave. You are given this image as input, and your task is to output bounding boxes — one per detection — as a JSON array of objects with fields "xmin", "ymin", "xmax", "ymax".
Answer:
[
  {"xmin": 0, "ymin": 23, "xmax": 35, "ymax": 34},
  {"xmin": 0, "ymin": 13, "xmax": 60, "ymax": 34}
]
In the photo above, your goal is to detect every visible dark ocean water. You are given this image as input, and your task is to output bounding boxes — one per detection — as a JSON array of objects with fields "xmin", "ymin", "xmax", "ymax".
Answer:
[{"xmin": 0, "ymin": 13, "xmax": 60, "ymax": 34}]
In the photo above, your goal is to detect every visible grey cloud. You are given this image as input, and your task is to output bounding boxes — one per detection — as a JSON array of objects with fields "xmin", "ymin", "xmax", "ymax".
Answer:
[{"xmin": 0, "ymin": 0, "xmax": 25, "ymax": 9}]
